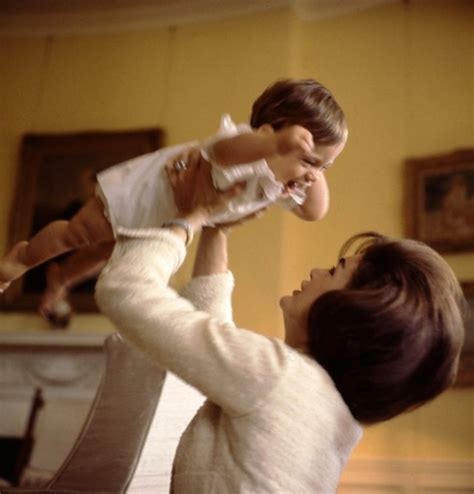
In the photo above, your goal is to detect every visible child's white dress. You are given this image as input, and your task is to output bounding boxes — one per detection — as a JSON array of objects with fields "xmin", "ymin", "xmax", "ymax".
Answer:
[{"xmin": 96, "ymin": 115, "xmax": 308, "ymax": 234}]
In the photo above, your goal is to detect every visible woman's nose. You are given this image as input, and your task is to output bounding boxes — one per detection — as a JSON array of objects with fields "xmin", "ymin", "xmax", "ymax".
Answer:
[
  {"xmin": 309, "ymin": 268, "xmax": 330, "ymax": 279},
  {"xmin": 309, "ymin": 268, "xmax": 321, "ymax": 279}
]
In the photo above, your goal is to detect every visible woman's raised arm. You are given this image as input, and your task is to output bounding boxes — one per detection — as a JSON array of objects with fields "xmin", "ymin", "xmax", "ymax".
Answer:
[{"xmin": 192, "ymin": 228, "xmax": 229, "ymax": 277}]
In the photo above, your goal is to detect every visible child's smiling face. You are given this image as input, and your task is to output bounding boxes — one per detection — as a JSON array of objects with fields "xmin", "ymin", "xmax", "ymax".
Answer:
[{"xmin": 268, "ymin": 131, "xmax": 347, "ymax": 187}]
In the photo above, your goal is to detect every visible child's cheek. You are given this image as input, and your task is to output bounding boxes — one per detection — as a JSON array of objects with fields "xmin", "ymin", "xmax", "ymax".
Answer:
[
  {"xmin": 270, "ymin": 157, "xmax": 307, "ymax": 185},
  {"xmin": 275, "ymin": 160, "xmax": 302, "ymax": 185}
]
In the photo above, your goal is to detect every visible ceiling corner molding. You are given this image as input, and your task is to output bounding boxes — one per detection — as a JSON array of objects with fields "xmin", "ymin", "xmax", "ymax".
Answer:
[
  {"xmin": 0, "ymin": 0, "xmax": 289, "ymax": 36},
  {"xmin": 0, "ymin": 0, "xmax": 399, "ymax": 37},
  {"xmin": 294, "ymin": 0, "xmax": 398, "ymax": 21}
]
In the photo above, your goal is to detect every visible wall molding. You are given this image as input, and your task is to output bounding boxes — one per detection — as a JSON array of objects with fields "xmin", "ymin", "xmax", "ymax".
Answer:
[{"xmin": 0, "ymin": 0, "xmax": 397, "ymax": 37}]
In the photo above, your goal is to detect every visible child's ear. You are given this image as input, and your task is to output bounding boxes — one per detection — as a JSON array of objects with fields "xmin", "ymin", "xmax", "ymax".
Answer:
[{"xmin": 256, "ymin": 124, "xmax": 275, "ymax": 135}]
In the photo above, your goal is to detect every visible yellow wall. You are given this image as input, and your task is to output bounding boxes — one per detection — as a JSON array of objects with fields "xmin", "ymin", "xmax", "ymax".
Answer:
[
  {"xmin": 0, "ymin": 0, "xmax": 473, "ymax": 460},
  {"xmin": 282, "ymin": 0, "xmax": 474, "ymax": 460},
  {"xmin": 0, "ymin": 8, "xmax": 292, "ymax": 333}
]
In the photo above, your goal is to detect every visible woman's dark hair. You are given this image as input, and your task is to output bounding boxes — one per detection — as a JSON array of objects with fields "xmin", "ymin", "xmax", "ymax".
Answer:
[
  {"xmin": 250, "ymin": 78, "xmax": 347, "ymax": 145},
  {"xmin": 307, "ymin": 232, "xmax": 466, "ymax": 424}
]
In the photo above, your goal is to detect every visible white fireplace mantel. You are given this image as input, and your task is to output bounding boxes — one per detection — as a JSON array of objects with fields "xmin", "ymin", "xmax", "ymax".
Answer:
[
  {"xmin": 0, "ymin": 331, "xmax": 107, "ymax": 349},
  {"xmin": 0, "ymin": 332, "xmax": 107, "ymax": 399},
  {"xmin": 0, "ymin": 331, "xmax": 109, "ymax": 471}
]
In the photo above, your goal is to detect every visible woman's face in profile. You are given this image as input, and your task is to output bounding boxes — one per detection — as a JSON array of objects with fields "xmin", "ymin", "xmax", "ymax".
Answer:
[{"xmin": 280, "ymin": 256, "xmax": 360, "ymax": 346}]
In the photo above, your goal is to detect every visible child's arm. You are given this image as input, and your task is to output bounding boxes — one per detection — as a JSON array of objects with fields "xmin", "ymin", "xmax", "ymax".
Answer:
[
  {"xmin": 290, "ymin": 173, "xmax": 330, "ymax": 221},
  {"xmin": 209, "ymin": 125, "xmax": 313, "ymax": 167}
]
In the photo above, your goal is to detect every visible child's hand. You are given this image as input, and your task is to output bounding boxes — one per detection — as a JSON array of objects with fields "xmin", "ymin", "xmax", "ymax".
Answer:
[{"xmin": 275, "ymin": 125, "xmax": 314, "ymax": 156}]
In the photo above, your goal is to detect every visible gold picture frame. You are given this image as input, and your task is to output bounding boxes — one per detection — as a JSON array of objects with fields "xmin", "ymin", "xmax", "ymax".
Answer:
[
  {"xmin": 405, "ymin": 148, "xmax": 474, "ymax": 253},
  {"xmin": 457, "ymin": 281, "xmax": 474, "ymax": 387},
  {"xmin": 1, "ymin": 128, "xmax": 163, "ymax": 312}
]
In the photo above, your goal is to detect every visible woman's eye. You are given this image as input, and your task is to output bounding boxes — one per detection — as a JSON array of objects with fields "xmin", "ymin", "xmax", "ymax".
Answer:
[{"xmin": 329, "ymin": 266, "xmax": 336, "ymax": 276}]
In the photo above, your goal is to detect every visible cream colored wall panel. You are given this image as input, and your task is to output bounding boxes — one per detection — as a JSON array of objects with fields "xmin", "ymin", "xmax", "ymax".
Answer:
[
  {"xmin": 413, "ymin": 389, "xmax": 474, "ymax": 459},
  {"xmin": 162, "ymin": 9, "xmax": 292, "ymax": 145},
  {"xmin": 289, "ymin": 0, "xmax": 474, "ymax": 461},
  {"xmin": 0, "ymin": 0, "xmax": 472, "ymax": 466},
  {"xmin": 353, "ymin": 412, "xmax": 416, "ymax": 458},
  {"xmin": 34, "ymin": 30, "xmax": 171, "ymax": 132},
  {"xmin": 295, "ymin": 4, "xmax": 406, "ymax": 274},
  {"xmin": 338, "ymin": 488, "xmax": 403, "ymax": 494},
  {"xmin": 339, "ymin": 458, "xmax": 474, "ymax": 494},
  {"xmin": 405, "ymin": 0, "xmax": 473, "ymax": 156},
  {"xmin": 0, "ymin": 9, "xmax": 291, "ymax": 335},
  {"xmin": 161, "ymin": 10, "xmax": 292, "ymax": 334}
]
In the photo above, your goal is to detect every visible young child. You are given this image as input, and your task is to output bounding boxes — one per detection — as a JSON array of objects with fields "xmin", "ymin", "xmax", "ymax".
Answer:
[{"xmin": 0, "ymin": 79, "xmax": 348, "ymax": 311}]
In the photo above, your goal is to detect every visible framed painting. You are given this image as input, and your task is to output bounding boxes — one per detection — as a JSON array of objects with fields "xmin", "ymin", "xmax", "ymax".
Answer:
[
  {"xmin": 1, "ymin": 128, "xmax": 163, "ymax": 313},
  {"xmin": 456, "ymin": 281, "xmax": 474, "ymax": 387},
  {"xmin": 405, "ymin": 149, "xmax": 474, "ymax": 253}
]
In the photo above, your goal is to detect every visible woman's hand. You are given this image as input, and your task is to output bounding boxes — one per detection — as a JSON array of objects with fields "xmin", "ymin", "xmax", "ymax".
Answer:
[
  {"xmin": 165, "ymin": 147, "xmax": 202, "ymax": 217},
  {"xmin": 166, "ymin": 148, "xmax": 244, "ymax": 231}
]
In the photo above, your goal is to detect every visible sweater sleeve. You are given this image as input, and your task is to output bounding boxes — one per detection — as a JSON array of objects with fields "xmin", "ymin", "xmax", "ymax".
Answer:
[
  {"xmin": 95, "ymin": 229, "xmax": 288, "ymax": 416},
  {"xmin": 180, "ymin": 272, "xmax": 236, "ymax": 326}
]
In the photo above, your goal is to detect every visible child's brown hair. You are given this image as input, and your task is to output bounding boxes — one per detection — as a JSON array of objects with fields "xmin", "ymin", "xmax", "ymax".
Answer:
[{"xmin": 250, "ymin": 78, "xmax": 347, "ymax": 145}]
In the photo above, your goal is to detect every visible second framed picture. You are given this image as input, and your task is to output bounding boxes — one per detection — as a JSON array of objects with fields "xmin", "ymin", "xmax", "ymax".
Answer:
[{"xmin": 405, "ymin": 149, "xmax": 474, "ymax": 253}]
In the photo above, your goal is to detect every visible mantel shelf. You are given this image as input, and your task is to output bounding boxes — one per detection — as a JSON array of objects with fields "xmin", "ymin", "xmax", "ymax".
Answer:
[{"xmin": 0, "ymin": 331, "xmax": 108, "ymax": 349}]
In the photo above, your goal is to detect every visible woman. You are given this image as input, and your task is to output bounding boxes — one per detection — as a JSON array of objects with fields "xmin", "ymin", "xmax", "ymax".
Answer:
[{"xmin": 95, "ymin": 156, "xmax": 465, "ymax": 493}]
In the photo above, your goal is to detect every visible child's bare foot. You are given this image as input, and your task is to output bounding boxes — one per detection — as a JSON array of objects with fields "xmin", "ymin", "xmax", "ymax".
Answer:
[
  {"xmin": 0, "ymin": 241, "xmax": 29, "ymax": 293},
  {"xmin": 41, "ymin": 298, "xmax": 72, "ymax": 329},
  {"xmin": 39, "ymin": 262, "xmax": 72, "ymax": 328},
  {"xmin": 38, "ymin": 262, "xmax": 68, "ymax": 317}
]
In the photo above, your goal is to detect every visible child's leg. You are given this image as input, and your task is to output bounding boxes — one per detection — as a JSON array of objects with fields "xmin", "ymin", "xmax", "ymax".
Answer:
[
  {"xmin": 0, "ymin": 196, "xmax": 113, "ymax": 290},
  {"xmin": 38, "ymin": 241, "xmax": 115, "ymax": 319}
]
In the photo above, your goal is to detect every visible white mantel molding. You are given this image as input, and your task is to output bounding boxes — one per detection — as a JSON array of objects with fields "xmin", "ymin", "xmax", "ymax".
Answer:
[
  {"xmin": 0, "ymin": 332, "xmax": 107, "ymax": 400},
  {"xmin": 0, "ymin": 331, "xmax": 108, "ymax": 471},
  {"xmin": 0, "ymin": 332, "xmax": 107, "ymax": 349}
]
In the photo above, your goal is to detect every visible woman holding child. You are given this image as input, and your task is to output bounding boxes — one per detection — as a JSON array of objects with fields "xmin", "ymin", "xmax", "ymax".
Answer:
[{"xmin": 95, "ymin": 144, "xmax": 465, "ymax": 492}]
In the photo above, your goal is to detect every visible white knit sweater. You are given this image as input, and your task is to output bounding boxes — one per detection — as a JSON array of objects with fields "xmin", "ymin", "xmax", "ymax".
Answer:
[{"xmin": 95, "ymin": 230, "xmax": 362, "ymax": 494}]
